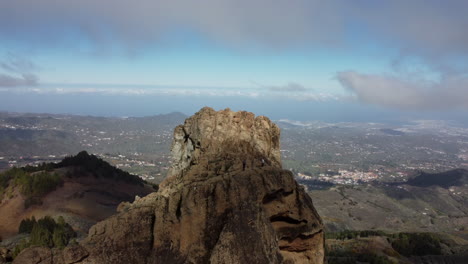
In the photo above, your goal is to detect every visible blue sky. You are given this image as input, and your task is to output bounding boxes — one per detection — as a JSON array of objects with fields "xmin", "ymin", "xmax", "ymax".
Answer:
[{"xmin": 1, "ymin": 0, "xmax": 468, "ymax": 123}]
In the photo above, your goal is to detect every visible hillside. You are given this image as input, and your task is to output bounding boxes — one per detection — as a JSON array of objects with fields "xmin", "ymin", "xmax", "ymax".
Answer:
[
  {"xmin": 307, "ymin": 182, "xmax": 468, "ymax": 237},
  {"xmin": 406, "ymin": 169, "xmax": 468, "ymax": 188},
  {"xmin": 12, "ymin": 107, "xmax": 325, "ymax": 264},
  {"xmin": 305, "ymin": 178, "xmax": 468, "ymax": 263},
  {"xmin": 0, "ymin": 151, "xmax": 154, "ymax": 239},
  {"xmin": 325, "ymin": 230, "xmax": 468, "ymax": 264},
  {"xmin": 0, "ymin": 112, "xmax": 186, "ymax": 175}
]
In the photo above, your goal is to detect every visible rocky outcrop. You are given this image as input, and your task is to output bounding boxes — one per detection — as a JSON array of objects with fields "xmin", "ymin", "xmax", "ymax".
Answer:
[
  {"xmin": 163, "ymin": 107, "xmax": 282, "ymax": 187},
  {"xmin": 14, "ymin": 107, "xmax": 324, "ymax": 264},
  {"xmin": 12, "ymin": 246, "xmax": 52, "ymax": 264}
]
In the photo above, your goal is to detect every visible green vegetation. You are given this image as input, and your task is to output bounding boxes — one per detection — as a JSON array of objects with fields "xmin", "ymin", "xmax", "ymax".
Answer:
[
  {"xmin": 283, "ymin": 159, "xmax": 321, "ymax": 176},
  {"xmin": 0, "ymin": 151, "xmax": 146, "ymax": 208},
  {"xmin": 0, "ymin": 169, "xmax": 12, "ymax": 195},
  {"xmin": 327, "ymin": 251, "xmax": 392, "ymax": 264},
  {"xmin": 406, "ymin": 169, "xmax": 468, "ymax": 188},
  {"xmin": 325, "ymin": 230, "xmax": 389, "ymax": 240},
  {"xmin": 326, "ymin": 230, "xmax": 444, "ymax": 261},
  {"xmin": 18, "ymin": 216, "xmax": 37, "ymax": 234},
  {"xmin": 0, "ymin": 167, "xmax": 63, "ymax": 208},
  {"xmin": 16, "ymin": 171, "xmax": 62, "ymax": 208},
  {"xmin": 391, "ymin": 232, "xmax": 442, "ymax": 256},
  {"xmin": 12, "ymin": 239, "xmax": 30, "ymax": 259},
  {"xmin": 58, "ymin": 151, "xmax": 144, "ymax": 185},
  {"xmin": 22, "ymin": 162, "xmax": 56, "ymax": 173},
  {"xmin": 14, "ymin": 216, "xmax": 76, "ymax": 257}
]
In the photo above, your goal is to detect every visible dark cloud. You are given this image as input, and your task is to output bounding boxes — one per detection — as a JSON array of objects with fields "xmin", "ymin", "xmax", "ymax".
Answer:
[
  {"xmin": 337, "ymin": 71, "xmax": 468, "ymax": 110},
  {"xmin": 0, "ymin": 73, "xmax": 38, "ymax": 87}
]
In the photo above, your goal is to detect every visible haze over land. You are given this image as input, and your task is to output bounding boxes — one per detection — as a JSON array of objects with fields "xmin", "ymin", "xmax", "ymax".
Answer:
[{"xmin": 1, "ymin": 109, "xmax": 467, "ymax": 263}]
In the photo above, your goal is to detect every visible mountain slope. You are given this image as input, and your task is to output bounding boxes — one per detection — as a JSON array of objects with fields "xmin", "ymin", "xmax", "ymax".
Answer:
[
  {"xmin": 0, "ymin": 151, "xmax": 154, "ymax": 238},
  {"xmin": 13, "ymin": 107, "xmax": 325, "ymax": 264},
  {"xmin": 308, "ymin": 182, "xmax": 468, "ymax": 235},
  {"xmin": 406, "ymin": 169, "xmax": 468, "ymax": 188}
]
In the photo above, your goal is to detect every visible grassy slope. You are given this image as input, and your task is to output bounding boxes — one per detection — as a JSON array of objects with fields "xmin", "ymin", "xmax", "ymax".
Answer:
[{"xmin": 309, "ymin": 184, "xmax": 468, "ymax": 235}]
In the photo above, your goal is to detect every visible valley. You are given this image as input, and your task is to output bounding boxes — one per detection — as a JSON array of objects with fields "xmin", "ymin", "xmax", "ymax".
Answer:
[{"xmin": 1, "ymin": 111, "xmax": 467, "ymax": 263}]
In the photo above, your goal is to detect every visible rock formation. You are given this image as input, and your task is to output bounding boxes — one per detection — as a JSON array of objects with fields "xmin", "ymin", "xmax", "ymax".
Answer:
[{"xmin": 14, "ymin": 107, "xmax": 324, "ymax": 264}]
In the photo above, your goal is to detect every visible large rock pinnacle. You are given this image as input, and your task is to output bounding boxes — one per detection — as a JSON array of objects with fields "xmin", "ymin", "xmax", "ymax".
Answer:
[
  {"xmin": 14, "ymin": 107, "xmax": 324, "ymax": 264},
  {"xmin": 162, "ymin": 107, "xmax": 282, "ymax": 191}
]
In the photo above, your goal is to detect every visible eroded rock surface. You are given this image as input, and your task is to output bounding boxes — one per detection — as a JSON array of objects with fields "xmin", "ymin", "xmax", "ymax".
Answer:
[
  {"xmin": 14, "ymin": 107, "xmax": 324, "ymax": 264},
  {"xmin": 164, "ymin": 107, "xmax": 282, "ymax": 187}
]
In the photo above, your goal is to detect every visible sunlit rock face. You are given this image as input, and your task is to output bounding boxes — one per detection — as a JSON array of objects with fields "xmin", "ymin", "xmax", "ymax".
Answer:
[
  {"xmin": 14, "ymin": 107, "xmax": 324, "ymax": 264},
  {"xmin": 165, "ymin": 107, "xmax": 282, "ymax": 184}
]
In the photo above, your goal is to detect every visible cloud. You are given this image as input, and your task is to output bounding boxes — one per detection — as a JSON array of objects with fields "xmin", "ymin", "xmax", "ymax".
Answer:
[
  {"xmin": 267, "ymin": 83, "xmax": 309, "ymax": 92},
  {"xmin": 1, "ymin": 0, "xmax": 467, "ymax": 106},
  {"xmin": 0, "ymin": 0, "xmax": 345, "ymax": 53},
  {"xmin": 337, "ymin": 71, "xmax": 468, "ymax": 110},
  {"xmin": 0, "ymin": 73, "xmax": 38, "ymax": 87},
  {"xmin": 353, "ymin": 1, "xmax": 468, "ymax": 59},
  {"xmin": 251, "ymin": 81, "xmax": 337, "ymax": 101},
  {"xmin": 1, "ymin": 1, "xmax": 467, "ymax": 59},
  {"xmin": 1, "ymin": 52, "xmax": 38, "ymax": 73},
  {"xmin": 0, "ymin": 53, "xmax": 39, "ymax": 87}
]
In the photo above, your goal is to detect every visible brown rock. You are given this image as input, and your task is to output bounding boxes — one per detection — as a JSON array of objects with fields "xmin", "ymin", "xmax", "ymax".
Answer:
[
  {"xmin": 13, "ymin": 246, "xmax": 52, "ymax": 264},
  {"xmin": 0, "ymin": 247, "xmax": 9, "ymax": 259},
  {"xmin": 81, "ymin": 205, "xmax": 155, "ymax": 264},
  {"xmin": 162, "ymin": 107, "xmax": 282, "ymax": 188},
  {"xmin": 17, "ymin": 107, "xmax": 324, "ymax": 264},
  {"xmin": 62, "ymin": 245, "xmax": 88, "ymax": 264},
  {"xmin": 0, "ymin": 247, "xmax": 12, "ymax": 263}
]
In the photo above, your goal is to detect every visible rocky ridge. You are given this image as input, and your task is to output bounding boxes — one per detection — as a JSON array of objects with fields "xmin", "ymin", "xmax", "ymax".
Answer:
[{"xmin": 13, "ymin": 107, "xmax": 324, "ymax": 264}]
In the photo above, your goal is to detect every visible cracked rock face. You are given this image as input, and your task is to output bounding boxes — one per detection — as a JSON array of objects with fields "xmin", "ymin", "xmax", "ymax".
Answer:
[{"xmin": 14, "ymin": 107, "xmax": 324, "ymax": 264}]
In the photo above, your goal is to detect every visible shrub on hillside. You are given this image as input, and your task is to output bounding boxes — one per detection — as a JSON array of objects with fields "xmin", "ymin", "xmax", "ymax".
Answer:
[
  {"xmin": 18, "ymin": 216, "xmax": 37, "ymax": 234},
  {"xmin": 0, "ymin": 167, "xmax": 63, "ymax": 207},
  {"xmin": 14, "ymin": 216, "xmax": 77, "ymax": 258},
  {"xmin": 391, "ymin": 232, "xmax": 442, "ymax": 256}
]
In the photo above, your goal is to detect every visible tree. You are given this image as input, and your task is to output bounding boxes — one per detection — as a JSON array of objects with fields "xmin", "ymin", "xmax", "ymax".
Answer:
[
  {"xmin": 14, "ymin": 215, "xmax": 77, "ymax": 258},
  {"xmin": 18, "ymin": 216, "xmax": 37, "ymax": 234},
  {"xmin": 30, "ymin": 224, "xmax": 53, "ymax": 247},
  {"xmin": 57, "ymin": 216, "xmax": 65, "ymax": 226},
  {"xmin": 37, "ymin": 216, "xmax": 56, "ymax": 232},
  {"xmin": 52, "ymin": 227, "xmax": 68, "ymax": 249}
]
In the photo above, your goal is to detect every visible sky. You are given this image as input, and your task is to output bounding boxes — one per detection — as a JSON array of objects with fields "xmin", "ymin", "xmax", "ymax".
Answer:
[{"xmin": 0, "ymin": 0, "xmax": 468, "ymax": 124}]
